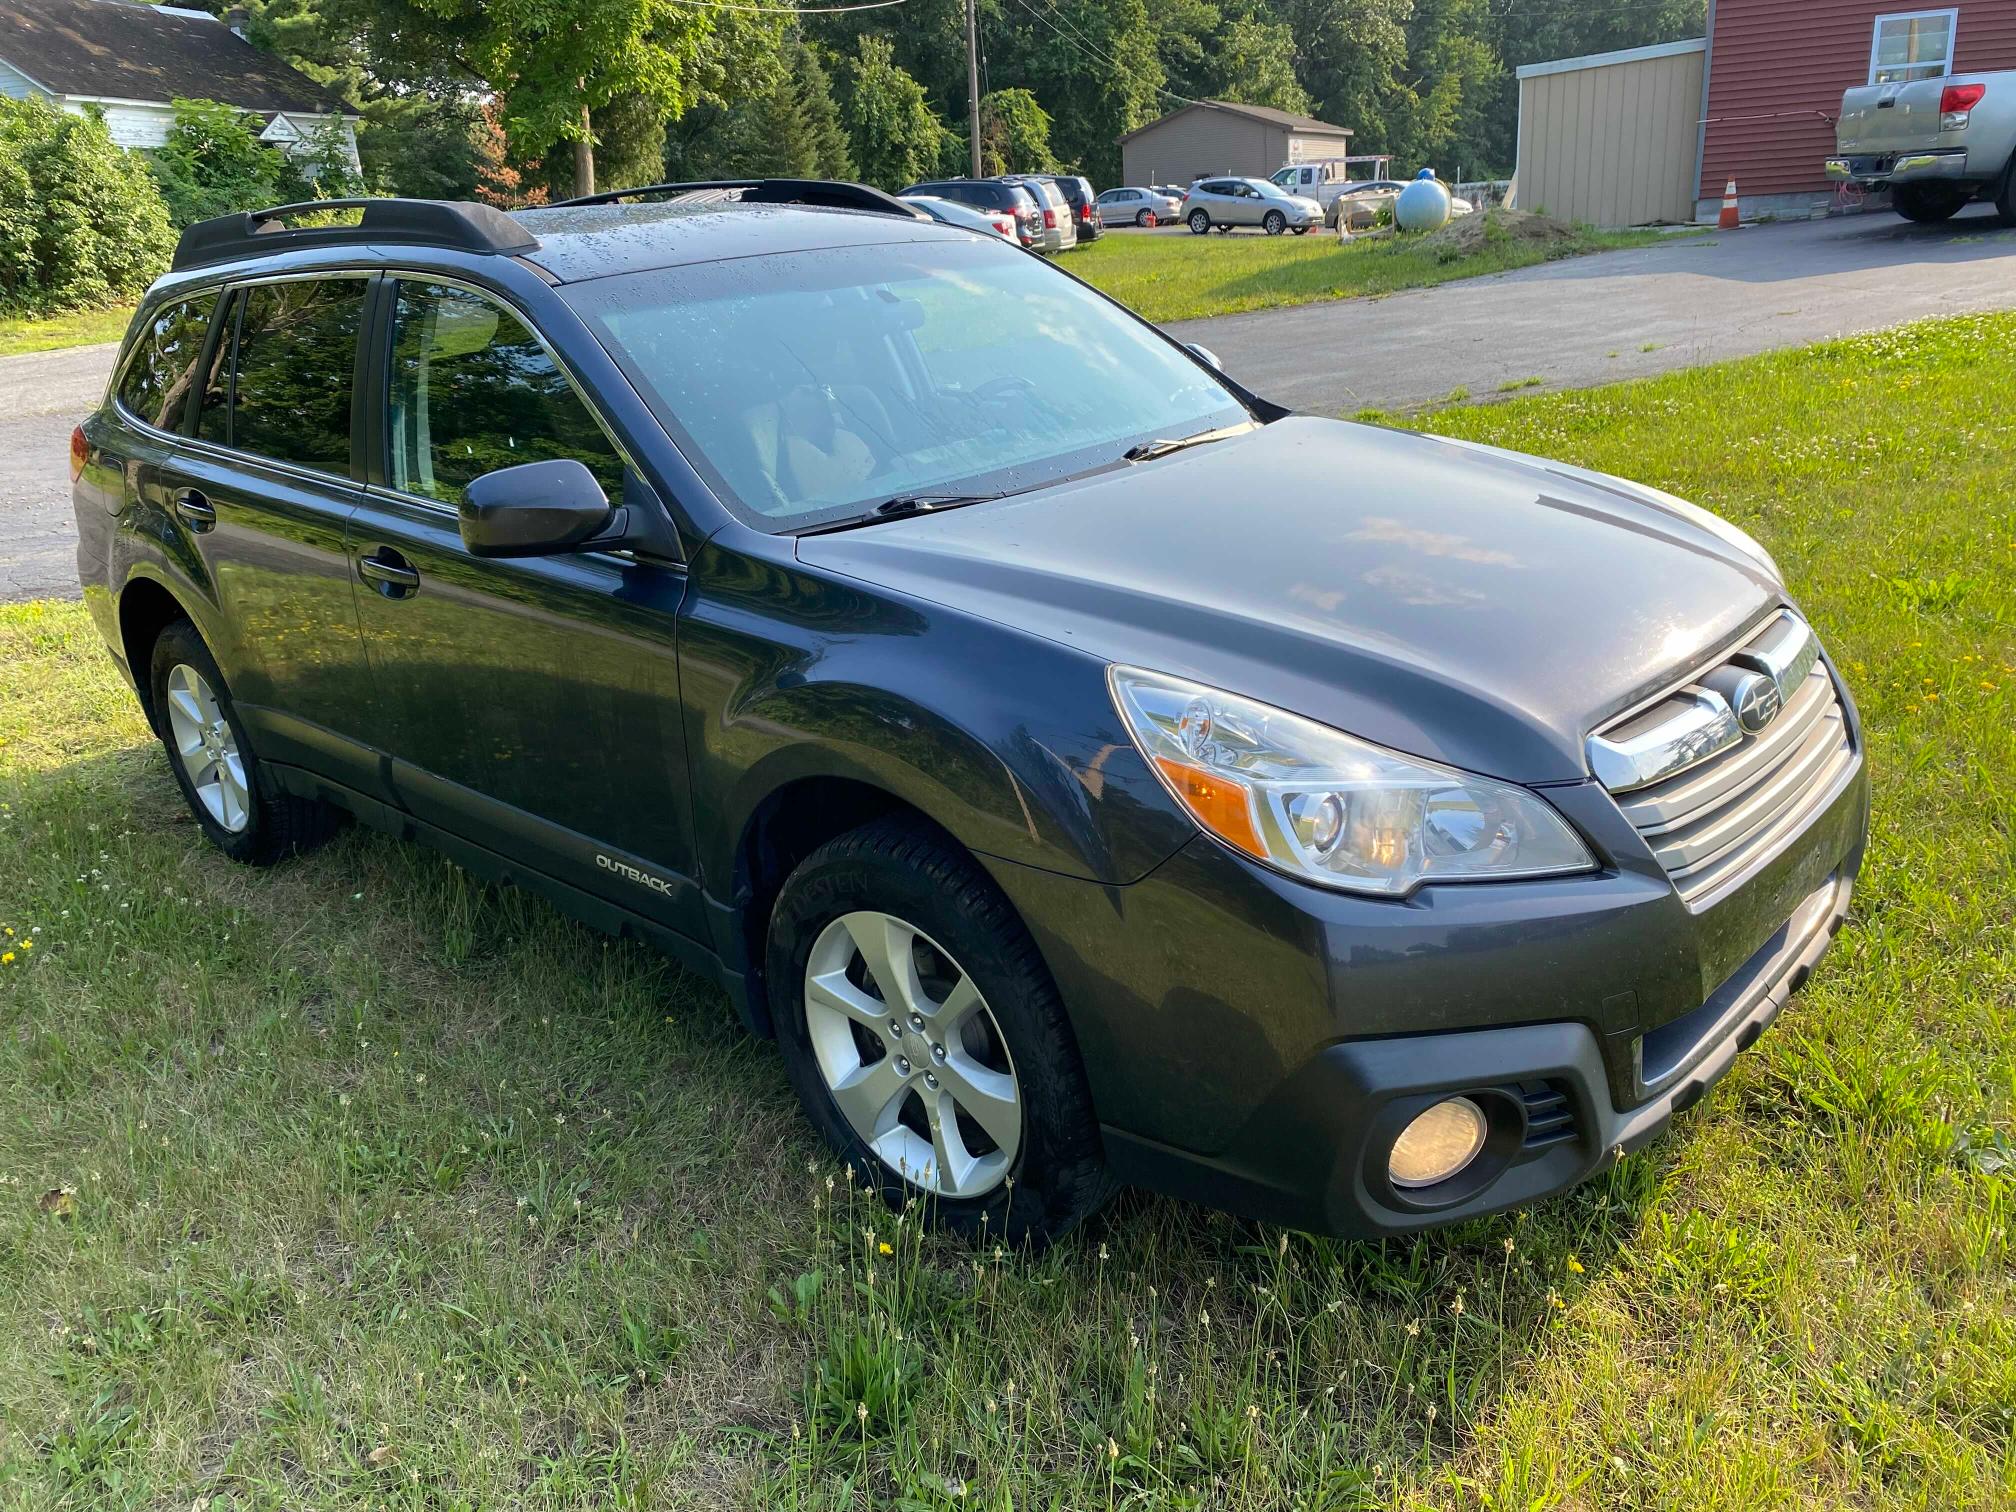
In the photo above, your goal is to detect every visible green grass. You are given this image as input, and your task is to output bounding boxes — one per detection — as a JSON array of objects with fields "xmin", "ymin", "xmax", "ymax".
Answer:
[
  {"xmin": 0, "ymin": 306, "xmax": 134, "ymax": 359},
  {"xmin": 1067, "ymin": 218, "xmax": 1663, "ymax": 324},
  {"xmin": 2, "ymin": 313, "xmax": 2014, "ymax": 1507}
]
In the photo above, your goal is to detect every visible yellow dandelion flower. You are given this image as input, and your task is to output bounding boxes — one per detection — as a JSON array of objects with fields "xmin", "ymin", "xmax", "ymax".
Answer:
[
  {"xmin": 1, "ymin": 952, "xmax": 13, "ymax": 965},
  {"xmin": 878, "ymin": 1241, "xmax": 893, "ymax": 1255},
  {"xmin": 1566, "ymin": 1255, "xmax": 1585, "ymax": 1274}
]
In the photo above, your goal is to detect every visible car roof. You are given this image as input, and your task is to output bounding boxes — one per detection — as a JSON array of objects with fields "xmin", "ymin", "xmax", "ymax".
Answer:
[{"xmin": 509, "ymin": 199, "xmax": 961, "ymax": 282}]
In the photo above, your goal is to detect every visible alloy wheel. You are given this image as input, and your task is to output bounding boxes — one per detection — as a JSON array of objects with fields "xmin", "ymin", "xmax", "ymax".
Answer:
[
  {"xmin": 164, "ymin": 663, "xmax": 250, "ymax": 833},
  {"xmin": 803, "ymin": 909, "xmax": 1022, "ymax": 1198}
]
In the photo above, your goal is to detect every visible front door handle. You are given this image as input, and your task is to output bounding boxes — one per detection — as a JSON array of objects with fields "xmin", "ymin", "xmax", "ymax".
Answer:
[
  {"xmin": 173, "ymin": 489, "xmax": 216, "ymax": 532},
  {"xmin": 358, "ymin": 547, "xmax": 421, "ymax": 597}
]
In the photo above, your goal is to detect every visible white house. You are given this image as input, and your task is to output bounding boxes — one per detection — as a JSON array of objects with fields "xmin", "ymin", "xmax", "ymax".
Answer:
[{"xmin": 0, "ymin": 0, "xmax": 356, "ymax": 165}]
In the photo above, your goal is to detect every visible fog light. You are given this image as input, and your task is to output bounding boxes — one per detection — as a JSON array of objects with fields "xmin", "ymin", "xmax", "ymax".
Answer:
[{"xmin": 1388, "ymin": 1096, "xmax": 1489, "ymax": 1189}]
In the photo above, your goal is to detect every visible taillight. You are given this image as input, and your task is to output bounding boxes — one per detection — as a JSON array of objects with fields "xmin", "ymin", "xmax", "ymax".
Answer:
[
  {"xmin": 1940, "ymin": 82, "xmax": 1987, "ymax": 113},
  {"xmin": 1043, "ymin": 208, "xmax": 1057, "ymax": 228},
  {"xmin": 1079, "ymin": 203, "xmax": 1093, "ymax": 220},
  {"xmin": 993, "ymin": 216, "xmax": 1014, "ymax": 235},
  {"xmin": 69, "ymin": 424, "xmax": 88, "ymax": 483}
]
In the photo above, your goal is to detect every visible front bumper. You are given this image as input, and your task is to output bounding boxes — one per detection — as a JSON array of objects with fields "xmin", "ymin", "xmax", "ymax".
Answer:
[
  {"xmin": 1826, "ymin": 148, "xmax": 1973, "ymax": 185},
  {"xmin": 986, "ymin": 687, "xmax": 1870, "ymax": 1237}
]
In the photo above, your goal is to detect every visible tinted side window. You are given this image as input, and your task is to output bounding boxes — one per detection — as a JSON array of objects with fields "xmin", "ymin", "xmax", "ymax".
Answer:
[
  {"xmin": 231, "ymin": 277, "xmax": 369, "ymax": 473},
  {"xmin": 116, "ymin": 295, "xmax": 217, "ymax": 432},
  {"xmin": 388, "ymin": 282, "xmax": 625, "ymax": 508}
]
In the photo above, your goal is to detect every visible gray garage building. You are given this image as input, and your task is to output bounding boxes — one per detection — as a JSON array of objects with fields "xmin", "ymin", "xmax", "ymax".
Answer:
[{"xmin": 1119, "ymin": 100, "xmax": 1353, "ymax": 188}]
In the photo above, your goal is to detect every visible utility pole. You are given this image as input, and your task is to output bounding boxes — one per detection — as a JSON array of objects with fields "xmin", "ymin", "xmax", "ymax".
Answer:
[{"xmin": 966, "ymin": 0, "xmax": 983, "ymax": 178}]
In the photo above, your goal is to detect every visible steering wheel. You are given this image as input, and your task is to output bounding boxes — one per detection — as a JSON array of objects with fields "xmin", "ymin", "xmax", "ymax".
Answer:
[{"xmin": 972, "ymin": 374, "xmax": 1042, "ymax": 407}]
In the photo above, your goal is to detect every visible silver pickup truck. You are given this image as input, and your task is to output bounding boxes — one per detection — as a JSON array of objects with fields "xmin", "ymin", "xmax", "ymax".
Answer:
[{"xmin": 1827, "ymin": 70, "xmax": 2016, "ymax": 223}]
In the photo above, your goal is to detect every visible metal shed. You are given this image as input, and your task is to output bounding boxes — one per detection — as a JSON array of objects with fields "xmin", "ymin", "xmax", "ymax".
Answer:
[
  {"xmin": 1513, "ymin": 39, "xmax": 1707, "ymax": 226},
  {"xmin": 1119, "ymin": 100, "xmax": 1353, "ymax": 189}
]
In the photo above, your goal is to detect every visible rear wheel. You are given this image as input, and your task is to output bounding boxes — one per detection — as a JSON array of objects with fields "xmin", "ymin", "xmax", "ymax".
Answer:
[
  {"xmin": 147, "ymin": 620, "xmax": 339, "ymax": 864},
  {"xmin": 1893, "ymin": 182, "xmax": 1966, "ymax": 223},
  {"xmin": 1262, "ymin": 210, "xmax": 1287, "ymax": 235},
  {"xmin": 767, "ymin": 819, "xmax": 1110, "ymax": 1246},
  {"xmin": 1188, "ymin": 209, "xmax": 1210, "ymax": 235},
  {"xmin": 1136, "ymin": 208, "xmax": 1156, "ymax": 227},
  {"xmin": 1291, "ymin": 225, "xmax": 1309, "ymax": 235},
  {"xmin": 1995, "ymin": 157, "xmax": 2016, "ymax": 226}
]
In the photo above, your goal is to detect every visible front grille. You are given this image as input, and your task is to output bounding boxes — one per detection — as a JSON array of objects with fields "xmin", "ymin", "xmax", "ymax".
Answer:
[{"xmin": 1594, "ymin": 614, "xmax": 1857, "ymax": 909}]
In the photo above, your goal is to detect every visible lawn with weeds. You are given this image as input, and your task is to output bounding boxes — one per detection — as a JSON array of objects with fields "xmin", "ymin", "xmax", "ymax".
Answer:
[
  {"xmin": 1068, "ymin": 217, "xmax": 1660, "ymax": 325},
  {"xmin": 2, "ymin": 313, "xmax": 2014, "ymax": 1507},
  {"xmin": 0, "ymin": 306, "xmax": 133, "ymax": 360}
]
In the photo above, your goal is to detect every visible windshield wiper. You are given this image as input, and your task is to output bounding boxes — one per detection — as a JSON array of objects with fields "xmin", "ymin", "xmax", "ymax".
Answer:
[
  {"xmin": 798, "ymin": 492, "xmax": 999, "ymax": 535},
  {"xmin": 1122, "ymin": 423, "xmax": 1252, "ymax": 464}
]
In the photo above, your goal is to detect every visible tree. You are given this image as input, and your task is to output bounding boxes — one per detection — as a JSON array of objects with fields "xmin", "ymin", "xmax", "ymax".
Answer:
[
  {"xmin": 977, "ymin": 88, "xmax": 1057, "ymax": 175},
  {"xmin": 472, "ymin": 99, "xmax": 545, "ymax": 207},
  {"xmin": 842, "ymin": 35, "xmax": 946, "ymax": 189},
  {"xmin": 147, "ymin": 98, "xmax": 288, "ymax": 225},
  {"xmin": 0, "ymin": 96, "xmax": 175, "ymax": 314},
  {"xmin": 322, "ymin": 0, "xmax": 732, "ymax": 195},
  {"xmin": 1203, "ymin": 10, "xmax": 1310, "ymax": 113}
]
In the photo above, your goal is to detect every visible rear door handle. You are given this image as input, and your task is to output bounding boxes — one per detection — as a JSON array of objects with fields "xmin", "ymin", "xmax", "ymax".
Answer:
[
  {"xmin": 173, "ymin": 489, "xmax": 216, "ymax": 532},
  {"xmin": 358, "ymin": 547, "xmax": 421, "ymax": 596}
]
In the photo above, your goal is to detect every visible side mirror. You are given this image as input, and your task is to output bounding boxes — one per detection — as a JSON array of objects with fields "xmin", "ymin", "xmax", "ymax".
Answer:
[
  {"xmin": 459, "ymin": 458, "xmax": 613, "ymax": 558},
  {"xmin": 1185, "ymin": 342, "xmax": 1225, "ymax": 373}
]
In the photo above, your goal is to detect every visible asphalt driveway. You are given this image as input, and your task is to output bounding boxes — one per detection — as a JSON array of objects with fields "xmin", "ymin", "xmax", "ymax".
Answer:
[
  {"xmin": 5, "ymin": 205, "xmax": 2016, "ymax": 604},
  {"xmin": 1169, "ymin": 203, "xmax": 2016, "ymax": 414}
]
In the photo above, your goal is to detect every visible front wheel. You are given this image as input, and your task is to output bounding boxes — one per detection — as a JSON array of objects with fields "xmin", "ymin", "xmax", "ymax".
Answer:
[
  {"xmin": 766, "ymin": 819, "xmax": 1110, "ymax": 1247},
  {"xmin": 1262, "ymin": 210, "xmax": 1287, "ymax": 235},
  {"xmin": 1893, "ymin": 182, "xmax": 1966, "ymax": 223},
  {"xmin": 148, "ymin": 620, "xmax": 339, "ymax": 864},
  {"xmin": 1188, "ymin": 209, "xmax": 1210, "ymax": 235}
]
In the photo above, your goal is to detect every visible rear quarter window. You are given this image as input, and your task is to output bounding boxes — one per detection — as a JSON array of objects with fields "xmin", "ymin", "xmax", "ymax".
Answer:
[
  {"xmin": 115, "ymin": 295, "xmax": 219, "ymax": 433},
  {"xmin": 228, "ymin": 277, "xmax": 370, "ymax": 474}
]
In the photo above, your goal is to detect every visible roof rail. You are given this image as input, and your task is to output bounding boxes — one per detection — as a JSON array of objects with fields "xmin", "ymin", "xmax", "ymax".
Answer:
[
  {"xmin": 550, "ymin": 178, "xmax": 924, "ymax": 219},
  {"xmin": 171, "ymin": 198, "xmax": 539, "ymax": 272}
]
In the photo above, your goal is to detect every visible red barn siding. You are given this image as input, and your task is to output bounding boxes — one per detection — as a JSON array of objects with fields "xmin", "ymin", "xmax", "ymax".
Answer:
[{"xmin": 1702, "ymin": 0, "xmax": 2016, "ymax": 197}]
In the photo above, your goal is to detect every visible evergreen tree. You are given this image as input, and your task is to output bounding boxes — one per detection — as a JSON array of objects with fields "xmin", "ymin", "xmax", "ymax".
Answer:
[{"xmin": 798, "ymin": 42, "xmax": 855, "ymax": 179}]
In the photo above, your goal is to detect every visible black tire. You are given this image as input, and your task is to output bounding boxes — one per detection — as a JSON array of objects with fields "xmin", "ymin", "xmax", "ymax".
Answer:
[
  {"xmin": 1135, "ymin": 209, "xmax": 1154, "ymax": 227},
  {"xmin": 1893, "ymin": 182, "xmax": 1966, "ymax": 223},
  {"xmin": 1291, "ymin": 225, "xmax": 1309, "ymax": 235},
  {"xmin": 1188, "ymin": 209, "xmax": 1210, "ymax": 235},
  {"xmin": 1995, "ymin": 158, "xmax": 2016, "ymax": 227},
  {"xmin": 1263, "ymin": 210, "xmax": 1286, "ymax": 235},
  {"xmin": 766, "ymin": 818, "xmax": 1110, "ymax": 1247},
  {"xmin": 147, "ymin": 619, "xmax": 340, "ymax": 865}
]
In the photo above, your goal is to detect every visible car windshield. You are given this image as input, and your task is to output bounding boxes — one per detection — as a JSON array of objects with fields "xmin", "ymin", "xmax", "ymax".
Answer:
[{"xmin": 567, "ymin": 236, "xmax": 1251, "ymax": 531}]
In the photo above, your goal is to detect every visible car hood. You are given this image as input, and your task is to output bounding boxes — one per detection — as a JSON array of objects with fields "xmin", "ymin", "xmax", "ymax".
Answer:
[{"xmin": 794, "ymin": 417, "xmax": 1782, "ymax": 784}]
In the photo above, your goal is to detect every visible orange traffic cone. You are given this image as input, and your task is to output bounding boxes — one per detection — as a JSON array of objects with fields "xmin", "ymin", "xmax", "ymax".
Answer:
[{"xmin": 1717, "ymin": 179, "xmax": 1740, "ymax": 229}]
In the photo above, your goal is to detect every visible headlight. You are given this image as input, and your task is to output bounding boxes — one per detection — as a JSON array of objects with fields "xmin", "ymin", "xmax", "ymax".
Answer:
[{"xmin": 1109, "ymin": 667, "xmax": 1596, "ymax": 896}]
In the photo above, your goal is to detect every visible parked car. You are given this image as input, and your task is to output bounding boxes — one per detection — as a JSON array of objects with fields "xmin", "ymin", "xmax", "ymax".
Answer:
[
  {"xmin": 1182, "ymin": 177, "xmax": 1324, "ymax": 234},
  {"xmin": 1095, "ymin": 185, "xmax": 1182, "ymax": 226},
  {"xmin": 1031, "ymin": 173, "xmax": 1102, "ymax": 242},
  {"xmin": 902, "ymin": 177, "xmax": 1043, "ymax": 247},
  {"xmin": 998, "ymin": 174, "xmax": 1079, "ymax": 252},
  {"xmin": 902, "ymin": 193, "xmax": 1018, "ymax": 240},
  {"xmin": 75, "ymin": 180, "xmax": 1868, "ymax": 1247},
  {"xmin": 1826, "ymin": 66, "xmax": 2016, "ymax": 223}
]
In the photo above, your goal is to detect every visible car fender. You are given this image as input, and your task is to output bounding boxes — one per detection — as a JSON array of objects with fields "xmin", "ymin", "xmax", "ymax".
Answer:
[{"xmin": 680, "ymin": 537, "xmax": 1196, "ymax": 904}]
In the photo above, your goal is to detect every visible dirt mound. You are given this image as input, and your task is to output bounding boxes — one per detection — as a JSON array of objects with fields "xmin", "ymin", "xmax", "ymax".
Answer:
[
  {"xmin": 1354, "ymin": 207, "xmax": 1583, "ymax": 251},
  {"xmin": 1418, "ymin": 207, "xmax": 1581, "ymax": 252}
]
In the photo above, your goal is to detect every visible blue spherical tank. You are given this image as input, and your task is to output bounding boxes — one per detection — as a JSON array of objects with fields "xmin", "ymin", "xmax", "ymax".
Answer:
[{"xmin": 1394, "ymin": 176, "xmax": 1452, "ymax": 233}]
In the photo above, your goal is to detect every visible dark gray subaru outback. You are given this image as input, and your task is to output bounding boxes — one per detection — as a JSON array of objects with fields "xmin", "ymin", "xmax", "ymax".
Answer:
[{"xmin": 72, "ymin": 182, "xmax": 1868, "ymax": 1246}]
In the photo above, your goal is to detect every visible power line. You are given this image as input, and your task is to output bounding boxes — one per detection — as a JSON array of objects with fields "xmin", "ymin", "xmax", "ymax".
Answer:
[
  {"xmin": 659, "ymin": 0, "xmax": 907, "ymax": 13},
  {"xmin": 1002, "ymin": 0, "xmax": 1204, "ymax": 109}
]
